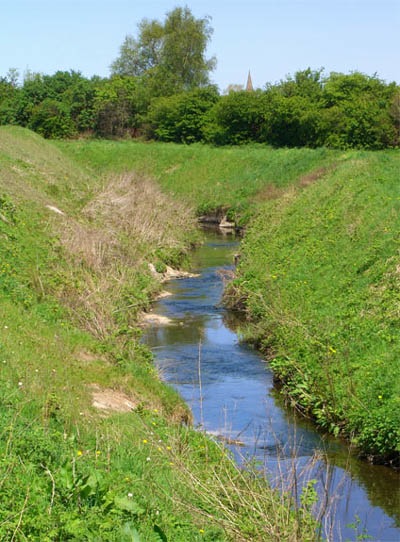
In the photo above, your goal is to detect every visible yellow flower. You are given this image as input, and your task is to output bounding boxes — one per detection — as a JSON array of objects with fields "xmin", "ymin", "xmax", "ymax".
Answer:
[
  {"xmin": 143, "ymin": 439, "xmax": 148, "ymax": 444},
  {"xmin": 77, "ymin": 450, "xmax": 83, "ymax": 456}
]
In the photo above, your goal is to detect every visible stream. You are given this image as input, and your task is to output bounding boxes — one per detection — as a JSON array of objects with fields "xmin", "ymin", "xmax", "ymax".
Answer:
[{"xmin": 143, "ymin": 230, "xmax": 400, "ymax": 541}]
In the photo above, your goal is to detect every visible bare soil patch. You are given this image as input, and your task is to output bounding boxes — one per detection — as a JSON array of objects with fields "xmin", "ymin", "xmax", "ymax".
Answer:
[{"xmin": 90, "ymin": 384, "xmax": 136, "ymax": 413}]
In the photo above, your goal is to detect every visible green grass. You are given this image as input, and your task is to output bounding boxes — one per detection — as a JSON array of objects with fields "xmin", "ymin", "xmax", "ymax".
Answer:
[
  {"xmin": 4, "ymin": 126, "xmax": 397, "ymax": 539},
  {"xmin": 54, "ymin": 137, "xmax": 400, "ymax": 460},
  {"xmin": 227, "ymin": 149, "xmax": 400, "ymax": 462},
  {"xmin": 0, "ymin": 127, "xmax": 318, "ymax": 540},
  {"xmin": 56, "ymin": 139, "xmax": 338, "ymax": 223}
]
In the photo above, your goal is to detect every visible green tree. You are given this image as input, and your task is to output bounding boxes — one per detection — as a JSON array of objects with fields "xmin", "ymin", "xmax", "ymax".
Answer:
[
  {"xmin": 275, "ymin": 67, "xmax": 324, "ymax": 100},
  {"xmin": 111, "ymin": 6, "xmax": 216, "ymax": 96},
  {"xmin": 389, "ymin": 89, "xmax": 400, "ymax": 146},
  {"xmin": 203, "ymin": 90, "xmax": 266, "ymax": 145},
  {"xmin": 147, "ymin": 86, "xmax": 219, "ymax": 143},
  {"xmin": 262, "ymin": 91, "xmax": 321, "ymax": 147},
  {"xmin": 111, "ymin": 19, "xmax": 164, "ymax": 77},
  {"xmin": 320, "ymin": 72, "xmax": 397, "ymax": 149},
  {"xmin": 28, "ymin": 98, "xmax": 76, "ymax": 138},
  {"xmin": 0, "ymin": 70, "xmax": 20, "ymax": 124},
  {"xmin": 93, "ymin": 76, "xmax": 142, "ymax": 137},
  {"xmin": 62, "ymin": 76, "xmax": 102, "ymax": 133},
  {"xmin": 14, "ymin": 70, "xmax": 90, "ymax": 130}
]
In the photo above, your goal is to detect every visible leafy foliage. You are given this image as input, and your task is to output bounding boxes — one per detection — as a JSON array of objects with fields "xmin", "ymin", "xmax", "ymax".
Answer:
[
  {"xmin": 1, "ymin": 51, "xmax": 398, "ymax": 149},
  {"xmin": 111, "ymin": 6, "xmax": 216, "ymax": 95},
  {"xmin": 148, "ymin": 86, "xmax": 219, "ymax": 142}
]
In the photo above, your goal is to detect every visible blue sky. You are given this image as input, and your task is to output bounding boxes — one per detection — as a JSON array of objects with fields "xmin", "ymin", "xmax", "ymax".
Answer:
[{"xmin": 2, "ymin": 0, "xmax": 399, "ymax": 90}]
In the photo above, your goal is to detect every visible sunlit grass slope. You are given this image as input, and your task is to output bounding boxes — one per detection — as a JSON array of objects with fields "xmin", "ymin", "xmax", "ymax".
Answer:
[
  {"xmin": 57, "ymin": 138, "xmax": 400, "ymax": 463},
  {"xmin": 56, "ymin": 139, "xmax": 338, "ymax": 223},
  {"xmin": 0, "ymin": 127, "xmax": 316, "ymax": 540},
  {"xmin": 229, "ymin": 150, "xmax": 400, "ymax": 463}
]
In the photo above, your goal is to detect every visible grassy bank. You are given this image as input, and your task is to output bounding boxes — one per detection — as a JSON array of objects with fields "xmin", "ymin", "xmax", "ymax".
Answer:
[
  {"xmin": 59, "ymin": 141, "xmax": 400, "ymax": 462},
  {"xmin": 227, "ymin": 150, "xmax": 400, "ymax": 464},
  {"xmin": 57, "ymin": 138, "xmax": 400, "ymax": 463},
  {"xmin": 56, "ymin": 139, "xmax": 338, "ymax": 224},
  {"xmin": 0, "ymin": 127, "xmax": 317, "ymax": 540}
]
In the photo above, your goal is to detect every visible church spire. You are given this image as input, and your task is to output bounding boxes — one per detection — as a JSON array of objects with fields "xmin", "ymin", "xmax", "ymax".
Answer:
[{"xmin": 246, "ymin": 70, "xmax": 254, "ymax": 92}]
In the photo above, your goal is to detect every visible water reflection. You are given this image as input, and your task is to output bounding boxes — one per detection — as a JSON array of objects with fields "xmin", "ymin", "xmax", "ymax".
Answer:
[{"xmin": 142, "ymin": 231, "xmax": 400, "ymax": 541}]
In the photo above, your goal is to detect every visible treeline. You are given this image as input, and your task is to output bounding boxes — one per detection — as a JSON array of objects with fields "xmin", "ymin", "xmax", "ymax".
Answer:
[
  {"xmin": 1, "ymin": 67, "xmax": 399, "ymax": 149},
  {"xmin": 1, "ymin": 5, "xmax": 399, "ymax": 149}
]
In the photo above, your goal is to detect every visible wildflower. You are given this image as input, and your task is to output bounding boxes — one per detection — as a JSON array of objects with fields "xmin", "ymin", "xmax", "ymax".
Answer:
[
  {"xmin": 146, "ymin": 457, "xmax": 151, "ymax": 462},
  {"xmin": 166, "ymin": 446, "xmax": 172, "ymax": 451},
  {"xmin": 142, "ymin": 439, "xmax": 148, "ymax": 444},
  {"xmin": 96, "ymin": 450, "xmax": 101, "ymax": 455},
  {"xmin": 199, "ymin": 529, "xmax": 205, "ymax": 534},
  {"xmin": 378, "ymin": 395, "xmax": 383, "ymax": 400},
  {"xmin": 127, "ymin": 492, "xmax": 133, "ymax": 498},
  {"xmin": 18, "ymin": 381, "xmax": 23, "ymax": 387},
  {"xmin": 77, "ymin": 450, "xmax": 83, "ymax": 456}
]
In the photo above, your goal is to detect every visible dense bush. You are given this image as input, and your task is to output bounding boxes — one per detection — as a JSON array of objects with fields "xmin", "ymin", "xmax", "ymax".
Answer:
[
  {"xmin": 0, "ymin": 67, "xmax": 398, "ymax": 149},
  {"xmin": 148, "ymin": 86, "xmax": 219, "ymax": 142},
  {"xmin": 203, "ymin": 90, "xmax": 266, "ymax": 145},
  {"xmin": 29, "ymin": 98, "xmax": 76, "ymax": 138}
]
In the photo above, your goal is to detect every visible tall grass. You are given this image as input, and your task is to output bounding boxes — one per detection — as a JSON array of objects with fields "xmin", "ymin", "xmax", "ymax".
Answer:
[
  {"xmin": 227, "ymin": 149, "xmax": 400, "ymax": 463},
  {"xmin": 0, "ymin": 126, "xmax": 320, "ymax": 539},
  {"xmin": 56, "ymin": 139, "xmax": 339, "ymax": 223}
]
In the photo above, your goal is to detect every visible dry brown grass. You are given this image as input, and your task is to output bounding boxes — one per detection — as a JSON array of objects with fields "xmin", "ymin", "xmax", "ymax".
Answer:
[
  {"xmin": 83, "ymin": 172, "xmax": 195, "ymax": 249},
  {"xmin": 55, "ymin": 172, "xmax": 197, "ymax": 337}
]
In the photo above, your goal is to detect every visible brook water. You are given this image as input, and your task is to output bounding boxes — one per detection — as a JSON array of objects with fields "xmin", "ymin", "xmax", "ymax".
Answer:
[{"xmin": 143, "ymin": 231, "xmax": 399, "ymax": 541}]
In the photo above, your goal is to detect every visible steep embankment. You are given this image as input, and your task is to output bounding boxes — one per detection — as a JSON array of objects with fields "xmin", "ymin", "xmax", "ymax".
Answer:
[
  {"xmin": 56, "ymin": 139, "xmax": 338, "ymax": 224},
  {"xmin": 0, "ymin": 127, "xmax": 316, "ymax": 541},
  {"xmin": 229, "ymin": 150, "xmax": 400, "ymax": 464},
  {"xmin": 58, "ymin": 138, "xmax": 400, "ymax": 463}
]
